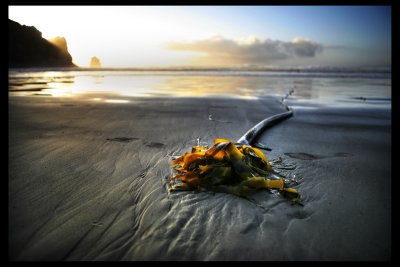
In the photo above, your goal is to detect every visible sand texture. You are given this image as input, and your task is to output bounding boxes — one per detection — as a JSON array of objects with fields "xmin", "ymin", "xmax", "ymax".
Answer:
[{"xmin": 9, "ymin": 95, "xmax": 391, "ymax": 260}]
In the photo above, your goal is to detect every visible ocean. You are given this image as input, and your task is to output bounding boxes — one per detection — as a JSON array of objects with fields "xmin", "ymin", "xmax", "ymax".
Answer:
[{"xmin": 9, "ymin": 68, "xmax": 391, "ymax": 108}]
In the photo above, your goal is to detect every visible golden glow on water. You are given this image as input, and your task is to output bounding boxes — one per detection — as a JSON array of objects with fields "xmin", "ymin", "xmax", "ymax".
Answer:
[
  {"xmin": 104, "ymin": 99, "xmax": 131, "ymax": 103},
  {"xmin": 9, "ymin": 71, "xmax": 271, "ymax": 99},
  {"xmin": 8, "ymin": 70, "xmax": 391, "ymax": 107}
]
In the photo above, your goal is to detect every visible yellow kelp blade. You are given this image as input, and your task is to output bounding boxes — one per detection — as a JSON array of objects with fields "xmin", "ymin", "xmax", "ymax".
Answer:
[
  {"xmin": 192, "ymin": 146, "xmax": 208, "ymax": 153},
  {"xmin": 225, "ymin": 142, "xmax": 243, "ymax": 161},
  {"xmin": 280, "ymin": 188, "xmax": 300, "ymax": 198},
  {"xmin": 182, "ymin": 152, "xmax": 204, "ymax": 169},
  {"xmin": 214, "ymin": 138, "xmax": 230, "ymax": 144},
  {"xmin": 240, "ymin": 146, "xmax": 273, "ymax": 171},
  {"xmin": 239, "ymin": 177, "xmax": 285, "ymax": 190},
  {"xmin": 205, "ymin": 142, "xmax": 229, "ymax": 160}
]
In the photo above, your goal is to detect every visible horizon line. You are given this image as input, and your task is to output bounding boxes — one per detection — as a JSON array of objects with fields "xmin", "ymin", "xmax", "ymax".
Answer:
[{"xmin": 8, "ymin": 65, "xmax": 392, "ymax": 72}]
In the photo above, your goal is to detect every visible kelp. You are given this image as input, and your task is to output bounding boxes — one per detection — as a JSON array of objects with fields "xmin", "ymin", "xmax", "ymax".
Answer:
[{"xmin": 169, "ymin": 138, "xmax": 301, "ymax": 204}]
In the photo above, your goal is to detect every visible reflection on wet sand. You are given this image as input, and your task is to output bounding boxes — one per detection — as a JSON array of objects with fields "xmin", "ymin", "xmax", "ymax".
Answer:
[{"xmin": 8, "ymin": 70, "xmax": 391, "ymax": 107}]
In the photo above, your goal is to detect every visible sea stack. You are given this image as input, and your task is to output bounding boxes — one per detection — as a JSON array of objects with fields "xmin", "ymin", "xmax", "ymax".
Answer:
[{"xmin": 90, "ymin": 56, "xmax": 102, "ymax": 68}]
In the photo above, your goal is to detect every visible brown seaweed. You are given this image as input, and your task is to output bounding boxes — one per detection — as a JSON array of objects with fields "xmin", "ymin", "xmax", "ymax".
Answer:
[{"xmin": 169, "ymin": 138, "xmax": 301, "ymax": 203}]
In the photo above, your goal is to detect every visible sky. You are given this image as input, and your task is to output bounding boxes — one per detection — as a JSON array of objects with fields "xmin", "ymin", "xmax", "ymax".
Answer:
[{"xmin": 8, "ymin": 6, "xmax": 391, "ymax": 68}]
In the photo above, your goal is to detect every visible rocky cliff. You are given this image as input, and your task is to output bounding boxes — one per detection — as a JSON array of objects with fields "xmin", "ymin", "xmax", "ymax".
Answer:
[{"xmin": 9, "ymin": 19, "xmax": 76, "ymax": 68}]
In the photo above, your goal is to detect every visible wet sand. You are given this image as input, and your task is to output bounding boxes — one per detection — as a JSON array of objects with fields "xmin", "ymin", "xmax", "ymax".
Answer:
[{"xmin": 9, "ymin": 95, "xmax": 391, "ymax": 260}]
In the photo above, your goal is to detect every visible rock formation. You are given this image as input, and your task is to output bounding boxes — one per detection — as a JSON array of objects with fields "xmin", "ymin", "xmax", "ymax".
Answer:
[
  {"xmin": 8, "ymin": 19, "xmax": 76, "ymax": 68},
  {"xmin": 90, "ymin": 56, "xmax": 102, "ymax": 68}
]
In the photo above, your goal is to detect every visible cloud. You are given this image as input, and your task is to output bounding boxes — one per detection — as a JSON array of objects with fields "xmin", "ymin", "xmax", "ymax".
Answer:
[
  {"xmin": 323, "ymin": 44, "xmax": 351, "ymax": 50},
  {"xmin": 166, "ymin": 35, "xmax": 323, "ymax": 64}
]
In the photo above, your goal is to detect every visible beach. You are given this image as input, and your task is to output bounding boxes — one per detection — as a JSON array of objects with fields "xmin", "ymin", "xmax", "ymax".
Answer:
[{"xmin": 9, "ymin": 71, "xmax": 391, "ymax": 260}]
